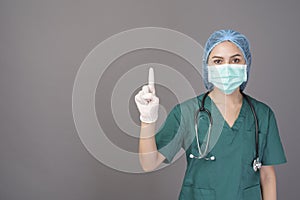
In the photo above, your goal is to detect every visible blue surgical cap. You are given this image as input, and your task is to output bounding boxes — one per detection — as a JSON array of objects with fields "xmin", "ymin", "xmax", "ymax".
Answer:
[{"xmin": 202, "ymin": 29, "xmax": 252, "ymax": 91}]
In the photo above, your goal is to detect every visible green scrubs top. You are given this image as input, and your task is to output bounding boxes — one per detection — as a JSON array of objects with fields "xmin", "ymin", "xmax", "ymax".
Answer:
[{"xmin": 155, "ymin": 93, "xmax": 287, "ymax": 200}]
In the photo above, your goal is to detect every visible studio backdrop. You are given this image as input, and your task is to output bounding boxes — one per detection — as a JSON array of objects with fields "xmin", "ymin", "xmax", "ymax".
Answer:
[{"xmin": 0, "ymin": 0, "xmax": 299, "ymax": 199}]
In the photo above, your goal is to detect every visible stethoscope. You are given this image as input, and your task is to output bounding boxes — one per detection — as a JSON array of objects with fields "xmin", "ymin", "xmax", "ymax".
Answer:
[{"xmin": 189, "ymin": 91, "xmax": 262, "ymax": 172}]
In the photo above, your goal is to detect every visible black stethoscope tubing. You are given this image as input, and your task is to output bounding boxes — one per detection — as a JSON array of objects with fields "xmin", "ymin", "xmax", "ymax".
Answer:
[{"xmin": 192, "ymin": 91, "xmax": 262, "ymax": 171}]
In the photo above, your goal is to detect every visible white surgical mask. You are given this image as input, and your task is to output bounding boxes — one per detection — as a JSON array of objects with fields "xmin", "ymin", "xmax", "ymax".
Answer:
[{"xmin": 207, "ymin": 64, "xmax": 247, "ymax": 94}]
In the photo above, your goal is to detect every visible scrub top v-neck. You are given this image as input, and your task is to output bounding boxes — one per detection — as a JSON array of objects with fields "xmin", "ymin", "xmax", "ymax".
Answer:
[
  {"xmin": 207, "ymin": 94, "xmax": 244, "ymax": 130},
  {"xmin": 155, "ymin": 92, "xmax": 287, "ymax": 200}
]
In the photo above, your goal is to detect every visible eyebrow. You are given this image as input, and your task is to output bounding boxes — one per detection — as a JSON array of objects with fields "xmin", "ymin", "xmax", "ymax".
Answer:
[
  {"xmin": 211, "ymin": 54, "xmax": 243, "ymax": 59},
  {"xmin": 230, "ymin": 54, "xmax": 243, "ymax": 58}
]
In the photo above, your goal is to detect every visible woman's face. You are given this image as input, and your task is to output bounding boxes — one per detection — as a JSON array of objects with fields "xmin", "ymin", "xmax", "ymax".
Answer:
[{"xmin": 207, "ymin": 41, "xmax": 246, "ymax": 66}]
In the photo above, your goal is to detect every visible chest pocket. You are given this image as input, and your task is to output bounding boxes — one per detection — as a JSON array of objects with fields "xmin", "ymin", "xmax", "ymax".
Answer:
[
  {"xmin": 179, "ymin": 185, "xmax": 216, "ymax": 200},
  {"xmin": 242, "ymin": 128, "xmax": 267, "ymax": 188},
  {"xmin": 242, "ymin": 184, "xmax": 261, "ymax": 200},
  {"xmin": 242, "ymin": 120, "xmax": 268, "ymax": 162}
]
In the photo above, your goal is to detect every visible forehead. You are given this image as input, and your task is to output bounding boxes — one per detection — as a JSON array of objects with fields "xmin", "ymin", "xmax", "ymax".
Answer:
[{"xmin": 209, "ymin": 41, "xmax": 243, "ymax": 57}]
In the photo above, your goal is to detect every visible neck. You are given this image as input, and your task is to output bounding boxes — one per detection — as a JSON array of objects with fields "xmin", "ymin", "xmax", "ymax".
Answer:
[{"xmin": 208, "ymin": 87, "xmax": 243, "ymax": 105}]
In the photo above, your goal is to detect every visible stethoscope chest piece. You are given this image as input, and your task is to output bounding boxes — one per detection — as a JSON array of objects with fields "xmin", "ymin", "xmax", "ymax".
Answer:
[
  {"xmin": 252, "ymin": 157, "xmax": 262, "ymax": 172},
  {"xmin": 192, "ymin": 91, "xmax": 262, "ymax": 172}
]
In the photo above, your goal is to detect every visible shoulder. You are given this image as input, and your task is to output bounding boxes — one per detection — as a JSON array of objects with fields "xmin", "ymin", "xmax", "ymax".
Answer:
[
  {"xmin": 244, "ymin": 93, "xmax": 276, "ymax": 119},
  {"xmin": 169, "ymin": 93, "xmax": 205, "ymax": 117},
  {"xmin": 176, "ymin": 93, "xmax": 205, "ymax": 110}
]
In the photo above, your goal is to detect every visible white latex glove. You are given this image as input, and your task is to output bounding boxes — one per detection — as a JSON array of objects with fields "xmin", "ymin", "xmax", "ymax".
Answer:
[{"xmin": 135, "ymin": 68, "xmax": 159, "ymax": 123}]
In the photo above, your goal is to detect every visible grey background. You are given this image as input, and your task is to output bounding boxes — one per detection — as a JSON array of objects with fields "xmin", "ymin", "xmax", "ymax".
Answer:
[{"xmin": 0, "ymin": 0, "xmax": 299, "ymax": 199}]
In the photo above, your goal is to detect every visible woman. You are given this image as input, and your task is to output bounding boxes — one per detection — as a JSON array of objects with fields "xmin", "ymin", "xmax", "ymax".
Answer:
[{"xmin": 135, "ymin": 29, "xmax": 287, "ymax": 200}]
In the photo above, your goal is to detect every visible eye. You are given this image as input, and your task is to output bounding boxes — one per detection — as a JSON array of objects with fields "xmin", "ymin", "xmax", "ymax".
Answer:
[
  {"xmin": 213, "ymin": 59, "xmax": 222, "ymax": 64},
  {"xmin": 232, "ymin": 58, "xmax": 240, "ymax": 64}
]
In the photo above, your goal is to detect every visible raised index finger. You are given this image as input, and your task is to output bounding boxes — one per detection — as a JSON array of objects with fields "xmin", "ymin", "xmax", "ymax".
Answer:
[{"xmin": 148, "ymin": 67, "xmax": 155, "ymax": 94}]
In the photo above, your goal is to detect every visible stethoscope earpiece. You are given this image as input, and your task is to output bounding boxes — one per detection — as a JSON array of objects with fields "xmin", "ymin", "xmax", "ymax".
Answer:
[
  {"xmin": 207, "ymin": 156, "xmax": 215, "ymax": 161},
  {"xmin": 189, "ymin": 154, "xmax": 216, "ymax": 161},
  {"xmin": 189, "ymin": 154, "xmax": 195, "ymax": 159}
]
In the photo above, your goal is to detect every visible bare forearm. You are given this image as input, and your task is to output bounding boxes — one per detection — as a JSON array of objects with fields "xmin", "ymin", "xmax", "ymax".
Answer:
[
  {"xmin": 139, "ymin": 122, "xmax": 160, "ymax": 171},
  {"xmin": 260, "ymin": 166, "xmax": 277, "ymax": 200}
]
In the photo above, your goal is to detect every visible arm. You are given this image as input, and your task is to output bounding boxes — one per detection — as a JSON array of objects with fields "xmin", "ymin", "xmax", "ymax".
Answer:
[
  {"xmin": 136, "ymin": 68, "xmax": 165, "ymax": 172},
  {"xmin": 138, "ymin": 122, "xmax": 165, "ymax": 172},
  {"xmin": 260, "ymin": 166, "xmax": 277, "ymax": 200},
  {"xmin": 260, "ymin": 109, "xmax": 287, "ymax": 199}
]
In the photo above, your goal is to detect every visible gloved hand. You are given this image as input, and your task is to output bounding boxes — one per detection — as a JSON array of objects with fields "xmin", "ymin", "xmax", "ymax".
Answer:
[{"xmin": 135, "ymin": 68, "xmax": 159, "ymax": 123}]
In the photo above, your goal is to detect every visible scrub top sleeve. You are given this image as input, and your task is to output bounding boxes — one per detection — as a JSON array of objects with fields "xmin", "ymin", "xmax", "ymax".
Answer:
[
  {"xmin": 262, "ymin": 110, "xmax": 287, "ymax": 165},
  {"xmin": 155, "ymin": 104, "xmax": 185, "ymax": 164}
]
